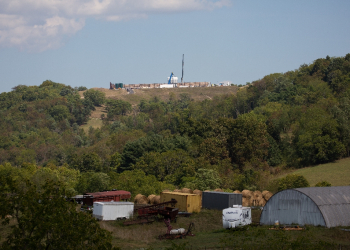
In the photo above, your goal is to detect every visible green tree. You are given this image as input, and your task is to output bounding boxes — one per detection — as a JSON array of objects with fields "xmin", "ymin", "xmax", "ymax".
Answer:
[
  {"xmin": 105, "ymin": 99, "xmax": 132, "ymax": 119},
  {"xmin": 185, "ymin": 168, "xmax": 221, "ymax": 190},
  {"xmin": 72, "ymin": 153, "xmax": 102, "ymax": 172},
  {"xmin": 133, "ymin": 149, "xmax": 195, "ymax": 186},
  {"xmin": 76, "ymin": 171, "xmax": 110, "ymax": 193},
  {"xmin": 83, "ymin": 89, "xmax": 106, "ymax": 106},
  {"xmin": 108, "ymin": 170, "xmax": 174, "ymax": 197},
  {"xmin": 277, "ymin": 174, "xmax": 310, "ymax": 191},
  {"xmin": 0, "ymin": 177, "xmax": 116, "ymax": 250},
  {"xmin": 229, "ymin": 113, "xmax": 269, "ymax": 169},
  {"xmin": 293, "ymin": 106, "xmax": 345, "ymax": 166}
]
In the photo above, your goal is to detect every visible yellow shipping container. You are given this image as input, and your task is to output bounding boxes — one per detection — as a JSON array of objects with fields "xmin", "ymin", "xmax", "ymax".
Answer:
[{"xmin": 160, "ymin": 192, "xmax": 201, "ymax": 213}]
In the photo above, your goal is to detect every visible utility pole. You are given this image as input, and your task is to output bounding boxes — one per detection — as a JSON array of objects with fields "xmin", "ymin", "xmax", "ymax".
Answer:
[{"xmin": 181, "ymin": 54, "xmax": 184, "ymax": 86}]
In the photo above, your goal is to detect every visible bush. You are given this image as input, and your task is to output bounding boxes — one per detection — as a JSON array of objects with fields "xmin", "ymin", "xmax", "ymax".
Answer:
[
  {"xmin": 277, "ymin": 174, "xmax": 310, "ymax": 191},
  {"xmin": 315, "ymin": 181, "xmax": 331, "ymax": 187}
]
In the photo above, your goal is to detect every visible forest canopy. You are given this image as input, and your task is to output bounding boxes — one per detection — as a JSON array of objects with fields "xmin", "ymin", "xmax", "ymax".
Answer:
[{"xmin": 0, "ymin": 53, "xmax": 349, "ymax": 194}]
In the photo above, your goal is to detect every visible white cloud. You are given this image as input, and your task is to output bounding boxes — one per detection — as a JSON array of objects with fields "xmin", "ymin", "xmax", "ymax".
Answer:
[{"xmin": 0, "ymin": 0, "xmax": 231, "ymax": 52}]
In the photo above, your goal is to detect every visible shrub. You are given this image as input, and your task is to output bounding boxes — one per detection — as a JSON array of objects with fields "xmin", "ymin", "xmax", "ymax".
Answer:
[
  {"xmin": 277, "ymin": 174, "xmax": 310, "ymax": 191},
  {"xmin": 315, "ymin": 181, "xmax": 331, "ymax": 187}
]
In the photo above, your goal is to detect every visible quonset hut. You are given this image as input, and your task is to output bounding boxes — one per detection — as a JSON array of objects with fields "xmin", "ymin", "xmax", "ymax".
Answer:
[{"xmin": 260, "ymin": 186, "xmax": 350, "ymax": 228}]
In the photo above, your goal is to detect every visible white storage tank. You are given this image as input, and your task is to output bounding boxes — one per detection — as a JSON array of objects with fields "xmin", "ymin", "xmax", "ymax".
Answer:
[
  {"xmin": 93, "ymin": 201, "xmax": 134, "ymax": 221},
  {"xmin": 167, "ymin": 76, "xmax": 178, "ymax": 84},
  {"xmin": 222, "ymin": 205, "xmax": 251, "ymax": 228}
]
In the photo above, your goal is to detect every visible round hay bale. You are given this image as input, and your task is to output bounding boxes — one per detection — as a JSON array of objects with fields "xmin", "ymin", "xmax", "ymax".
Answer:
[
  {"xmin": 162, "ymin": 189, "xmax": 171, "ymax": 193},
  {"xmin": 253, "ymin": 190, "xmax": 263, "ymax": 199},
  {"xmin": 181, "ymin": 188, "xmax": 193, "ymax": 194},
  {"xmin": 242, "ymin": 190, "xmax": 253, "ymax": 199},
  {"xmin": 152, "ymin": 195, "xmax": 160, "ymax": 205},
  {"xmin": 134, "ymin": 194, "xmax": 143, "ymax": 202},
  {"xmin": 193, "ymin": 189, "xmax": 202, "ymax": 196},
  {"xmin": 262, "ymin": 191, "xmax": 273, "ymax": 201},
  {"xmin": 148, "ymin": 194, "xmax": 156, "ymax": 204},
  {"xmin": 173, "ymin": 189, "xmax": 182, "ymax": 193},
  {"xmin": 242, "ymin": 197, "xmax": 250, "ymax": 207},
  {"xmin": 258, "ymin": 198, "xmax": 266, "ymax": 207},
  {"xmin": 233, "ymin": 190, "xmax": 241, "ymax": 194},
  {"xmin": 250, "ymin": 197, "xmax": 257, "ymax": 206},
  {"xmin": 262, "ymin": 190, "xmax": 269, "ymax": 196},
  {"xmin": 214, "ymin": 188, "xmax": 223, "ymax": 192},
  {"xmin": 134, "ymin": 194, "xmax": 148, "ymax": 204},
  {"xmin": 204, "ymin": 190, "xmax": 211, "ymax": 192}
]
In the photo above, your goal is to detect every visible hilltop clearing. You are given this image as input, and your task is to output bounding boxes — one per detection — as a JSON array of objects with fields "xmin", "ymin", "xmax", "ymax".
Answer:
[
  {"xmin": 78, "ymin": 86, "xmax": 239, "ymax": 106},
  {"xmin": 79, "ymin": 86, "xmax": 239, "ymax": 131}
]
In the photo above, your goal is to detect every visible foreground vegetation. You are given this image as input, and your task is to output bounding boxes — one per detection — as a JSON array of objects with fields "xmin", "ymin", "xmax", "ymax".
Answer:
[{"xmin": 1, "ymin": 53, "xmax": 350, "ymax": 248}]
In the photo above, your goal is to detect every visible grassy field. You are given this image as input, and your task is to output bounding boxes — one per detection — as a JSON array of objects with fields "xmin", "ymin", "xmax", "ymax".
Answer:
[
  {"xmin": 286, "ymin": 157, "xmax": 350, "ymax": 187},
  {"xmin": 2, "ymin": 208, "xmax": 350, "ymax": 249},
  {"xmin": 100, "ymin": 208, "xmax": 350, "ymax": 250},
  {"xmin": 79, "ymin": 86, "xmax": 239, "ymax": 106}
]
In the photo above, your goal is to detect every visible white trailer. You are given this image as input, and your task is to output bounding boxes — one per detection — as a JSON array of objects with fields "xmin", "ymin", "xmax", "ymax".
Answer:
[
  {"xmin": 93, "ymin": 201, "xmax": 134, "ymax": 221},
  {"xmin": 222, "ymin": 205, "xmax": 251, "ymax": 228}
]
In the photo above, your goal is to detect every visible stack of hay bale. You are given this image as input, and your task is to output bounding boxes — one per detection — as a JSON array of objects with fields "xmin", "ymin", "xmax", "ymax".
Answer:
[
  {"xmin": 252, "ymin": 191, "xmax": 263, "ymax": 206},
  {"xmin": 134, "ymin": 194, "xmax": 149, "ymax": 204},
  {"xmin": 240, "ymin": 190, "xmax": 273, "ymax": 207},
  {"xmin": 147, "ymin": 194, "xmax": 160, "ymax": 205},
  {"xmin": 181, "ymin": 188, "xmax": 193, "ymax": 194},
  {"xmin": 192, "ymin": 189, "xmax": 202, "ymax": 196},
  {"xmin": 262, "ymin": 190, "xmax": 273, "ymax": 202},
  {"xmin": 241, "ymin": 190, "xmax": 253, "ymax": 207}
]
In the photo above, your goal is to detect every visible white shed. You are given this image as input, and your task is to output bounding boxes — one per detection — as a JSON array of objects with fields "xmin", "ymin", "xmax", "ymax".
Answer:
[{"xmin": 93, "ymin": 201, "xmax": 134, "ymax": 221}]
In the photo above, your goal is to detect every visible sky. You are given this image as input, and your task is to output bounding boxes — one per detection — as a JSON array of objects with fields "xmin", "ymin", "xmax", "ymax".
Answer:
[{"xmin": 0, "ymin": 0, "xmax": 350, "ymax": 93}]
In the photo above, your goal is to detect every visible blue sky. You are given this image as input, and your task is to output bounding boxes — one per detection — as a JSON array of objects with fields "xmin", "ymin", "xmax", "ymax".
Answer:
[{"xmin": 0, "ymin": 0, "xmax": 349, "ymax": 93}]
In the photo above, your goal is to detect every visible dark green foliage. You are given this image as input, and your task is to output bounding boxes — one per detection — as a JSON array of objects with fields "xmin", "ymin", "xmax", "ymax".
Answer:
[
  {"xmin": 120, "ymin": 134, "xmax": 191, "ymax": 172},
  {"xmin": 277, "ymin": 174, "xmax": 310, "ymax": 191},
  {"xmin": 185, "ymin": 168, "xmax": 221, "ymax": 190},
  {"xmin": 108, "ymin": 170, "xmax": 174, "ymax": 197},
  {"xmin": 0, "ymin": 176, "xmax": 116, "ymax": 250},
  {"xmin": 315, "ymin": 181, "xmax": 331, "ymax": 187},
  {"xmin": 228, "ymin": 113, "xmax": 269, "ymax": 168},
  {"xmin": 133, "ymin": 149, "xmax": 195, "ymax": 186},
  {"xmin": 293, "ymin": 106, "xmax": 345, "ymax": 166},
  {"xmin": 105, "ymin": 99, "xmax": 132, "ymax": 119},
  {"xmin": 76, "ymin": 171, "xmax": 110, "ymax": 193},
  {"xmin": 72, "ymin": 153, "xmax": 102, "ymax": 172},
  {"xmin": 83, "ymin": 89, "xmax": 106, "ymax": 106}
]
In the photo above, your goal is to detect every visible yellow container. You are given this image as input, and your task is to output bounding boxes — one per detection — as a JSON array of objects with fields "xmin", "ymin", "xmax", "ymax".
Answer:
[{"xmin": 160, "ymin": 192, "xmax": 201, "ymax": 213}]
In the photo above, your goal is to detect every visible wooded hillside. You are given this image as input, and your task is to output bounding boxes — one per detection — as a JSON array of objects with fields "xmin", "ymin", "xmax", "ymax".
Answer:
[{"xmin": 1, "ymin": 53, "xmax": 350, "ymax": 195}]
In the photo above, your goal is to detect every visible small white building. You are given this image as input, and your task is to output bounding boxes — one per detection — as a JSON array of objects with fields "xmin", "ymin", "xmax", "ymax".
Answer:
[
  {"xmin": 93, "ymin": 201, "xmax": 134, "ymax": 221},
  {"xmin": 159, "ymin": 84, "xmax": 175, "ymax": 88}
]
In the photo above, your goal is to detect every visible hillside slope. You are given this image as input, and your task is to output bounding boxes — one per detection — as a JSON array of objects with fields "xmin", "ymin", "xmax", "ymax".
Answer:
[
  {"xmin": 79, "ymin": 86, "xmax": 239, "ymax": 106},
  {"xmin": 287, "ymin": 157, "xmax": 350, "ymax": 186},
  {"xmin": 79, "ymin": 86, "xmax": 239, "ymax": 130}
]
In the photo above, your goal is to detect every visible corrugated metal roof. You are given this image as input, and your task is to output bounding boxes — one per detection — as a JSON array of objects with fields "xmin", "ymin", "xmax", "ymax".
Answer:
[
  {"xmin": 94, "ymin": 201, "xmax": 134, "ymax": 206},
  {"xmin": 85, "ymin": 190, "xmax": 131, "ymax": 198},
  {"xmin": 260, "ymin": 186, "xmax": 350, "ymax": 228},
  {"xmin": 294, "ymin": 186, "xmax": 350, "ymax": 228}
]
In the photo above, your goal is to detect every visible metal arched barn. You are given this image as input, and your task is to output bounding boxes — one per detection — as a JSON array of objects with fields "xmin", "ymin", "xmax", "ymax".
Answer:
[{"xmin": 259, "ymin": 186, "xmax": 350, "ymax": 228}]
